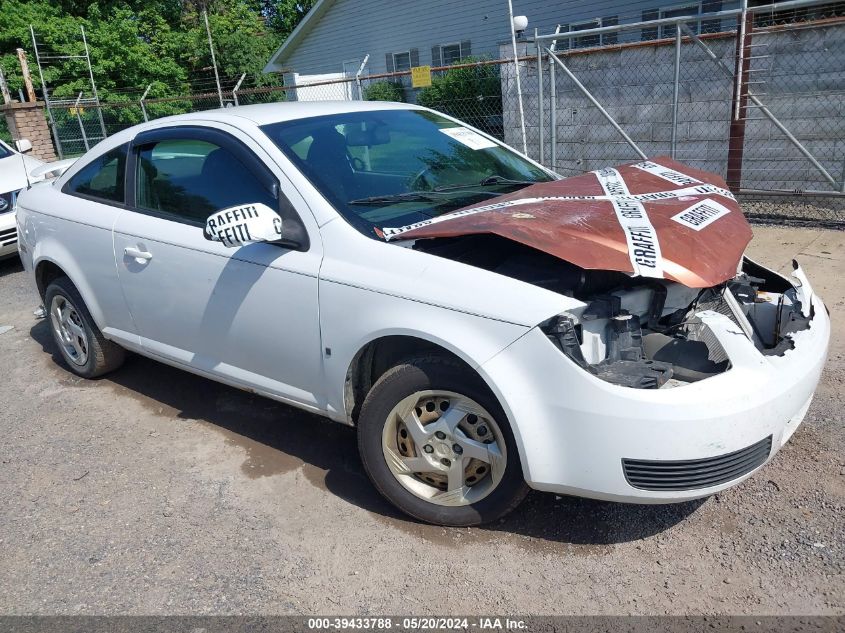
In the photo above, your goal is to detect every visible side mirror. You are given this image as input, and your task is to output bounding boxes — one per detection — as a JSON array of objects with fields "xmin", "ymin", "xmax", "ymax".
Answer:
[
  {"xmin": 15, "ymin": 139, "xmax": 32, "ymax": 154},
  {"xmin": 204, "ymin": 202, "xmax": 284, "ymax": 248}
]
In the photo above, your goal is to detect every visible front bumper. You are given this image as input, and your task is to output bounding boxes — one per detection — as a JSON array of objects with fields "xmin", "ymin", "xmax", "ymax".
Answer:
[
  {"xmin": 0, "ymin": 209, "xmax": 17, "ymax": 260},
  {"xmin": 480, "ymin": 279, "xmax": 830, "ymax": 503}
]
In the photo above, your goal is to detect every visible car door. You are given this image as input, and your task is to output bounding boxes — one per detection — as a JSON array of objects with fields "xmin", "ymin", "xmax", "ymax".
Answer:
[
  {"xmin": 55, "ymin": 143, "xmax": 139, "ymax": 345},
  {"xmin": 112, "ymin": 124, "xmax": 325, "ymax": 410}
]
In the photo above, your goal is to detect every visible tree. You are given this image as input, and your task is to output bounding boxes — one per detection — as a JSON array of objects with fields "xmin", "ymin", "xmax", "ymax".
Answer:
[
  {"xmin": 0, "ymin": 0, "xmax": 290, "ymax": 101},
  {"xmin": 0, "ymin": 0, "xmax": 309, "ymax": 142},
  {"xmin": 417, "ymin": 58, "xmax": 502, "ymax": 137},
  {"xmin": 363, "ymin": 80, "xmax": 405, "ymax": 102},
  {"xmin": 259, "ymin": 0, "xmax": 318, "ymax": 38}
]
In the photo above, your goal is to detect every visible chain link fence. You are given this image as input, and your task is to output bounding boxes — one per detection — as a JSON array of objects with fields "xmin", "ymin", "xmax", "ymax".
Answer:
[
  {"xmin": 521, "ymin": 2, "xmax": 845, "ymax": 225},
  {"xmin": 36, "ymin": 0, "xmax": 845, "ymax": 225}
]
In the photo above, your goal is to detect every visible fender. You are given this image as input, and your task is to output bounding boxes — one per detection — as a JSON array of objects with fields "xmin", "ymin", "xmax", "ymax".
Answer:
[
  {"xmin": 32, "ymin": 245, "xmax": 107, "ymax": 329},
  {"xmin": 320, "ymin": 275, "xmax": 530, "ymax": 422},
  {"xmin": 28, "ymin": 214, "xmax": 138, "ymax": 345}
]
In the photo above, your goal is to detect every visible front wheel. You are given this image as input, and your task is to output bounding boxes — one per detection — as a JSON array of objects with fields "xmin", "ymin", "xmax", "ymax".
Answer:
[
  {"xmin": 358, "ymin": 356, "xmax": 528, "ymax": 526},
  {"xmin": 45, "ymin": 276, "xmax": 125, "ymax": 378}
]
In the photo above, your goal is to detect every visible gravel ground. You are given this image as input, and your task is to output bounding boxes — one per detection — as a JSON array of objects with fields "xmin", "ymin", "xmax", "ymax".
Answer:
[{"xmin": 0, "ymin": 225, "xmax": 842, "ymax": 616}]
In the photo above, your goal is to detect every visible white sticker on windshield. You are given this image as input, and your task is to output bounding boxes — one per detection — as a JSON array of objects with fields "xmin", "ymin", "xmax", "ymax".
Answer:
[
  {"xmin": 439, "ymin": 127, "xmax": 498, "ymax": 150},
  {"xmin": 671, "ymin": 198, "xmax": 732, "ymax": 231}
]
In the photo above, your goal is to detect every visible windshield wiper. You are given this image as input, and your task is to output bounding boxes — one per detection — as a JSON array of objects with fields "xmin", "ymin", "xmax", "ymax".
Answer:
[
  {"xmin": 347, "ymin": 191, "xmax": 454, "ymax": 205},
  {"xmin": 433, "ymin": 174, "xmax": 536, "ymax": 192}
]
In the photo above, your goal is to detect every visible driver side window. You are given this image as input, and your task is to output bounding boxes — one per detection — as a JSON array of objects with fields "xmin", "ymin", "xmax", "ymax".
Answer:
[{"xmin": 135, "ymin": 138, "xmax": 277, "ymax": 223}]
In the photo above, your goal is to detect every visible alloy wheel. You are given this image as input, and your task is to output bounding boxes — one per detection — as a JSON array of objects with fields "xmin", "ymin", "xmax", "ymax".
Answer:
[
  {"xmin": 381, "ymin": 390, "xmax": 507, "ymax": 507},
  {"xmin": 50, "ymin": 295, "xmax": 89, "ymax": 367}
]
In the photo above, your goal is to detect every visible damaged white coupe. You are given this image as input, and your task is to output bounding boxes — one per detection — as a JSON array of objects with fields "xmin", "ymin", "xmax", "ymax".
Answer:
[{"xmin": 16, "ymin": 102, "xmax": 829, "ymax": 526}]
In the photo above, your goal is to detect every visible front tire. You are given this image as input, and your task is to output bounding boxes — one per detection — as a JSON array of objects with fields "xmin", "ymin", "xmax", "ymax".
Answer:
[
  {"xmin": 45, "ymin": 277, "xmax": 125, "ymax": 378},
  {"xmin": 358, "ymin": 356, "xmax": 528, "ymax": 526}
]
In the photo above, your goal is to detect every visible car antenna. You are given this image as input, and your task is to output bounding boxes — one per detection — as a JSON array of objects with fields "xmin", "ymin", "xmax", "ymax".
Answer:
[{"xmin": 18, "ymin": 143, "xmax": 32, "ymax": 190}]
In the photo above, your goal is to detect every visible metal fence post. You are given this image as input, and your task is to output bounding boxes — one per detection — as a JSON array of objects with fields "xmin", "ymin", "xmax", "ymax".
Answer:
[
  {"xmin": 733, "ymin": 0, "xmax": 749, "ymax": 122},
  {"xmin": 139, "ymin": 83, "xmax": 152, "ymax": 121},
  {"xmin": 549, "ymin": 25, "xmax": 561, "ymax": 173},
  {"xmin": 726, "ymin": 11, "xmax": 753, "ymax": 190},
  {"xmin": 507, "ymin": 0, "xmax": 528, "ymax": 154},
  {"xmin": 355, "ymin": 54, "xmax": 370, "ymax": 101},
  {"xmin": 671, "ymin": 28, "xmax": 681, "ymax": 159},
  {"xmin": 232, "ymin": 73, "xmax": 246, "ymax": 106},
  {"xmin": 74, "ymin": 92, "xmax": 89, "ymax": 151},
  {"xmin": 840, "ymin": 159, "xmax": 845, "ymax": 194},
  {"xmin": 203, "ymin": 8, "xmax": 225, "ymax": 108},
  {"xmin": 29, "ymin": 26, "xmax": 63, "ymax": 159},
  {"xmin": 549, "ymin": 59, "xmax": 556, "ymax": 171},
  {"xmin": 81, "ymin": 25, "xmax": 107, "ymax": 139},
  {"xmin": 536, "ymin": 30, "xmax": 544, "ymax": 165}
]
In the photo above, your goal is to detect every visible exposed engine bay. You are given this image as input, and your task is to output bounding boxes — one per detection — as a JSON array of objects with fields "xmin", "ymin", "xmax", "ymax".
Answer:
[{"xmin": 414, "ymin": 234, "xmax": 812, "ymax": 389}]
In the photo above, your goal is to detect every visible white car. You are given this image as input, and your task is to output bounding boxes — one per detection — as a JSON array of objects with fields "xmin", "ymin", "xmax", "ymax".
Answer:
[
  {"xmin": 0, "ymin": 138, "xmax": 46, "ymax": 260},
  {"xmin": 16, "ymin": 102, "xmax": 829, "ymax": 526}
]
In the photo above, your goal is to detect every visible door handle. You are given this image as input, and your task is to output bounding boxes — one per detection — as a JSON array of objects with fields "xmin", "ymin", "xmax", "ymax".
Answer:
[{"xmin": 124, "ymin": 246, "xmax": 153, "ymax": 263}]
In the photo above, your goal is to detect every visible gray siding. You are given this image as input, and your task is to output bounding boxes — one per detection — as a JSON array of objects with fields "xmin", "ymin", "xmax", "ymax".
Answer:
[{"xmin": 271, "ymin": 0, "xmax": 742, "ymax": 76}]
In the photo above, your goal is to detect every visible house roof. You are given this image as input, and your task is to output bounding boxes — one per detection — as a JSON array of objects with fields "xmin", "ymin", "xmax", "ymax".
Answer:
[{"xmin": 263, "ymin": 0, "xmax": 337, "ymax": 73}]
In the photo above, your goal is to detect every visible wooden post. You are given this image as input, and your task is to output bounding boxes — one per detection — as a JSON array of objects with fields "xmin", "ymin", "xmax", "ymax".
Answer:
[
  {"xmin": 725, "ymin": 12, "xmax": 753, "ymax": 191},
  {"xmin": 0, "ymin": 67, "xmax": 11, "ymax": 105},
  {"xmin": 17, "ymin": 48, "xmax": 36, "ymax": 102}
]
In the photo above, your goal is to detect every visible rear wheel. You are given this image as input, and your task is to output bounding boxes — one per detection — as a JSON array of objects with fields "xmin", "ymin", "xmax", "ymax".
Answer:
[
  {"xmin": 358, "ymin": 356, "xmax": 528, "ymax": 526},
  {"xmin": 45, "ymin": 277, "xmax": 125, "ymax": 378}
]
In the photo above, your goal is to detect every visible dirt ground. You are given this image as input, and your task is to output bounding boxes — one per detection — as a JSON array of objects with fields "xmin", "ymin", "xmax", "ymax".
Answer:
[{"xmin": 0, "ymin": 225, "xmax": 842, "ymax": 616}]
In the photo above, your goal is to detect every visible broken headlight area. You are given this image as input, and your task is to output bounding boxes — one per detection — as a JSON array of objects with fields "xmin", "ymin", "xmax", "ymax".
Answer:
[
  {"xmin": 541, "ymin": 302, "xmax": 729, "ymax": 390},
  {"xmin": 412, "ymin": 235, "xmax": 812, "ymax": 389},
  {"xmin": 539, "ymin": 259, "xmax": 812, "ymax": 390}
]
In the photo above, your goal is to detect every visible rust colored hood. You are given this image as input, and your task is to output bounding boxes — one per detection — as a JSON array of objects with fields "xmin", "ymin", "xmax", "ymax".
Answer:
[{"xmin": 382, "ymin": 157, "xmax": 752, "ymax": 288}]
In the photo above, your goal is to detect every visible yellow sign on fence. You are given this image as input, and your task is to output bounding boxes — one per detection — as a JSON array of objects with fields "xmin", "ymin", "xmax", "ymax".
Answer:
[{"xmin": 411, "ymin": 65, "xmax": 432, "ymax": 88}]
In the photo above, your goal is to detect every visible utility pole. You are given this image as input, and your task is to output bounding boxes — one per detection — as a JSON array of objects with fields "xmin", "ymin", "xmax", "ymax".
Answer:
[
  {"xmin": 203, "ymin": 6, "xmax": 225, "ymax": 108},
  {"xmin": 0, "ymin": 67, "xmax": 11, "ymax": 105},
  {"xmin": 17, "ymin": 49, "xmax": 36, "ymax": 102}
]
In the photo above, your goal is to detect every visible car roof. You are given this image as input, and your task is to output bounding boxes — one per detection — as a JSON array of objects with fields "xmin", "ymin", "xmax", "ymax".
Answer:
[
  {"xmin": 170, "ymin": 100, "xmax": 421, "ymax": 127},
  {"xmin": 54, "ymin": 101, "xmax": 427, "ymax": 185}
]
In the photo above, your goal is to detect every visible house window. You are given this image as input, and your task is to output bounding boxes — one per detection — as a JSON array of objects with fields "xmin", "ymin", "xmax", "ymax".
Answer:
[
  {"xmin": 442, "ymin": 43, "xmax": 462, "ymax": 64},
  {"xmin": 432, "ymin": 41, "xmax": 471, "ymax": 66},
  {"xmin": 701, "ymin": 0, "xmax": 723, "ymax": 33},
  {"xmin": 642, "ymin": 2, "xmax": 725, "ymax": 41},
  {"xmin": 392, "ymin": 51, "xmax": 411, "ymax": 72},
  {"xmin": 570, "ymin": 16, "xmax": 618, "ymax": 49},
  {"xmin": 642, "ymin": 9, "xmax": 660, "ymax": 41},
  {"xmin": 661, "ymin": 5, "xmax": 700, "ymax": 38},
  {"xmin": 602, "ymin": 15, "xmax": 619, "ymax": 45}
]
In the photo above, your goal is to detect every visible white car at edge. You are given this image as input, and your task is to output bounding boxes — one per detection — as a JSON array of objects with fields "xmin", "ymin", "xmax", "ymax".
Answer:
[
  {"xmin": 15, "ymin": 102, "xmax": 830, "ymax": 526},
  {"xmin": 0, "ymin": 138, "xmax": 46, "ymax": 260}
]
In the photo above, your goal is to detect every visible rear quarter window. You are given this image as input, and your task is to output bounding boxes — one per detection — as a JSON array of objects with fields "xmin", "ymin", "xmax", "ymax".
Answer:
[{"xmin": 65, "ymin": 145, "xmax": 128, "ymax": 204}]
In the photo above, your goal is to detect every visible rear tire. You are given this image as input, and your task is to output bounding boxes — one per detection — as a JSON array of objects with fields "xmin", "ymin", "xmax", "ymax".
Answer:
[
  {"xmin": 358, "ymin": 355, "xmax": 528, "ymax": 526},
  {"xmin": 45, "ymin": 276, "xmax": 125, "ymax": 378}
]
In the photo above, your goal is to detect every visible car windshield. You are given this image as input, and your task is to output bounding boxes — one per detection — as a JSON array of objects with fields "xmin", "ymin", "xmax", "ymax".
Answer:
[
  {"xmin": 260, "ymin": 109, "xmax": 553, "ymax": 237},
  {"xmin": 0, "ymin": 142, "xmax": 13, "ymax": 160}
]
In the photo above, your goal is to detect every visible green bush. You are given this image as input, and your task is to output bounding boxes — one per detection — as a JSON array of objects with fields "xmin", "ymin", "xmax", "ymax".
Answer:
[
  {"xmin": 0, "ymin": 117, "xmax": 11, "ymax": 145},
  {"xmin": 416, "ymin": 57, "xmax": 502, "ymax": 137},
  {"xmin": 363, "ymin": 80, "xmax": 405, "ymax": 102}
]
